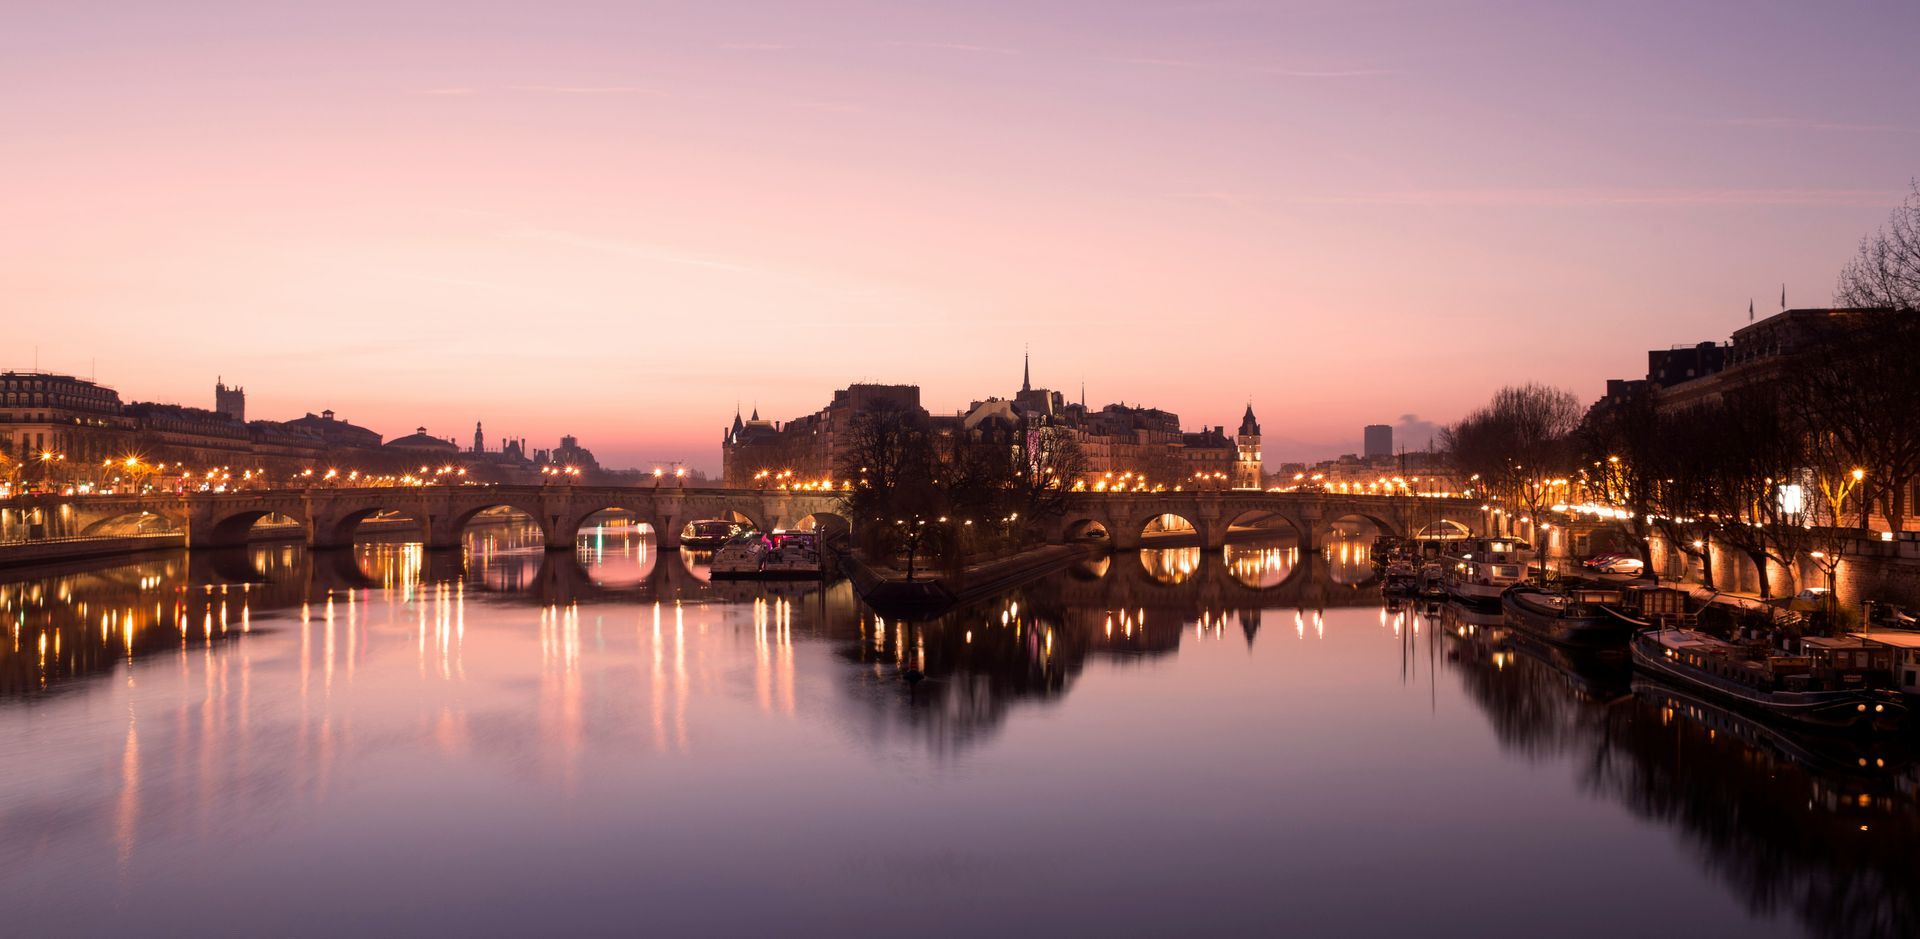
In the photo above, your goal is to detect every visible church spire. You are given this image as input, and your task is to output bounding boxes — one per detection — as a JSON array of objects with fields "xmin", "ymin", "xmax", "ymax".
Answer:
[{"xmin": 1022, "ymin": 345, "xmax": 1031, "ymax": 393}]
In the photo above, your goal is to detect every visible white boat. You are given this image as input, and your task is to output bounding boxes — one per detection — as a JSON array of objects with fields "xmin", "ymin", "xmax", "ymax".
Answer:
[
  {"xmin": 1443, "ymin": 536, "xmax": 1528, "ymax": 604},
  {"xmin": 709, "ymin": 530, "xmax": 829, "ymax": 579}
]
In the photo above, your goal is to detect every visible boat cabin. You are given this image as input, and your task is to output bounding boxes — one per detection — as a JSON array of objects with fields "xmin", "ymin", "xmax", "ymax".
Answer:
[
  {"xmin": 1849, "ymin": 631, "xmax": 1920, "ymax": 694},
  {"xmin": 1799, "ymin": 636, "xmax": 1899, "ymax": 690},
  {"xmin": 1453, "ymin": 537, "xmax": 1528, "ymax": 586}
]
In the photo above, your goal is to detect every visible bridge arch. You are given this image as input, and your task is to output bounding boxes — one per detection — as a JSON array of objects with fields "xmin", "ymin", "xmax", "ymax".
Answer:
[
  {"xmin": 202, "ymin": 507, "xmax": 312, "ymax": 549},
  {"xmin": 79, "ymin": 509, "xmax": 178, "ymax": 537},
  {"xmin": 1222, "ymin": 507, "xmax": 1304, "ymax": 542},
  {"xmin": 563, "ymin": 505, "xmax": 662, "ymax": 542},
  {"xmin": 322, "ymin": 505, "xmax": 429, "ymax": 548},
  {"xmin": 1062, "ymin": 517, "xmax": 1113, "ymax": 543},
  {"xmin": 788, "ymin": 512, "xmax": 850, "ymax": 537},
  {"xmin": 1130, "ymin": 510, "xmax": 1208, "ymax": 549},
  {"xmin": 441, "ymin": 499, "xmax": 551, "ymax": 549}
]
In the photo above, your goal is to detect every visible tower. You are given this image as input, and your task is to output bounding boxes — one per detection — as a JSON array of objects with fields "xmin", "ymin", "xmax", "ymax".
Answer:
[
  {"xmin": 1234, "ymin": 403, "xmax": 1262, "ymax": 489},
  {"xmin": 1363, "ymin": 424, "xmax": 1393, "ymax": 459},
  {"xmin": 214, "ymin": 378, "xmax": 245, "ymax": 423},
  {"xmin": 473, "ymin": 421, "xmax": 485, "ymax": 453}
]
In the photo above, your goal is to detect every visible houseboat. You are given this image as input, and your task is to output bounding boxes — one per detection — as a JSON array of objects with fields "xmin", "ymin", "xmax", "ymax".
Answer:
[
  {"xmin": 1501, "ymin": 585, "xmax": 1634, "ymax": 647},
  {"xmin": 709, "ymin": 530, "xmax": 831, "ymax": 579},
  {"xmin": 681, "ymin": 518, "xmax": 749, "ymax": 549},
  {"xmin": 1851, "ymin": 631, "xmax": 1920, "ymax": 697},
  {"xmin": 1630, "ymin": 628, "xmax": 1907, "ymax": 734},
  {"xmin": 1382, "ymin": 561, "xmax": 1418, "ymax": 595},
  {"xmin": 1443, "ymin": 536, "xmax": 1529, "ymax": 605}
]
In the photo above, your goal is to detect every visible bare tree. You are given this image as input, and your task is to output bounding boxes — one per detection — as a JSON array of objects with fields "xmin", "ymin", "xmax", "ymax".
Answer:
[
  {"xmin": 1443, "ymin": 382, "xmax": 1583, "ymax": 577},
  {"xmin": 1837, "ymin": 180, "xmax": 1920, "ymax": 312}
]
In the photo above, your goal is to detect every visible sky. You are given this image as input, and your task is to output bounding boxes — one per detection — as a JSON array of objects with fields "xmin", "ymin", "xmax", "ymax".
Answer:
[{"xmin": 5, "ymin": 0, "xmax": 1918, "ymax": 471}]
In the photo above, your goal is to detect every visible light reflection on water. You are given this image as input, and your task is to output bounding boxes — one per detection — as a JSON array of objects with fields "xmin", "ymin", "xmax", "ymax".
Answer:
[{"xmin": 0, "ymin": 527, "xmax": 1912, "ymax": 937}]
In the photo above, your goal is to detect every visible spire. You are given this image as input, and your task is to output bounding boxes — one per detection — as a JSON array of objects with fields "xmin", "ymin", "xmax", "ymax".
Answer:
[
  {"xmin": 1022, "ymin": 345, "xmax": 1031, "ymax": 393},
  {"xmin": 1080, "ymin": 380, "xmax": 1085, "ymax": 409},
  {"xmin": 1239, "ymin": 402, "xmax": 1261, "ymax": 437}
]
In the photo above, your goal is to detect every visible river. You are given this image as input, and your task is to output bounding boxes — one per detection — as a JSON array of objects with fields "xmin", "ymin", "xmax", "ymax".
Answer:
[{"xmin": 1, "ymin": 525, "xmax": 1913, "ymax": 937}]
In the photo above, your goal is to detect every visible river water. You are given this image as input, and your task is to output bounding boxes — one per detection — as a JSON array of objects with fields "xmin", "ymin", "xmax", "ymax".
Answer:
[{"xmin": 2, "ymin": 526, "xmax": 1914, "ymax": 937}]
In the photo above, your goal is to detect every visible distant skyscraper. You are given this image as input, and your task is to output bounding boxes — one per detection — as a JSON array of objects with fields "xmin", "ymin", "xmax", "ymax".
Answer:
[
  {"xmin": 214, "ymin": 378, "xmax": 245, "ymax": 423},
  {"xmin": 1363, "ymin": 424, "xmax": 1393, "ymax": 459}
]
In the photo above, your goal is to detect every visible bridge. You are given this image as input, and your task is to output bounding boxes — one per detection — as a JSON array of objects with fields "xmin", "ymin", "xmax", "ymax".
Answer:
[
  {"xmin": 1052, "ymin": 491, "xmax": 1487, "ymax": 550},
  {"xmin": 4, "ymin": 486, "xmax": 1486, "ymax": 553},
  {"xmin": 12, "ymin": 486, "xmax": 845, "ymax": 550}
]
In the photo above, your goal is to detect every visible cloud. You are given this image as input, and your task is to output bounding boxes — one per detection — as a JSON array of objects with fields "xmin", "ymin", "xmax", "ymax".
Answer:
[
  {"xmin": 719, "ymin": 42, "xmax": 794, "ymax": 51},
  {"xmin": 501, "ymin": 227, "xmax": 760, "ymax": 274},
  {"xmin": 1256, "ymin": 67, "xmax": 1393, "ymax": 78},
  {"xmin": 1293, "ymin": 187, "xmax": 1903, "ymax": 208},
  {"xmin": 1393, "ymin": 414, "xmax": 1445, "ymax": 451},
  {"xmin": 882, "ymin": 40, "xmax": 1018, "ymax": 55},
  {"xmin": 510, "ymin": 85, "xmax": 665, "ymax": 95},
  {"xmin": 792, "ymin": 100, "xmax": 862, "ymax": 112},
  {"xmin": 1722, "ymin": 116, "xmax": 1919, "ymax": 134},
  {"xmin": 1109, "ymin": 57, "xmax": 1391, "ymax": 78}
]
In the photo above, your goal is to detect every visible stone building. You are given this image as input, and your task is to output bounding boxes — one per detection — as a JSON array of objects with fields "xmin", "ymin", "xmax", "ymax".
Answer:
[{"xmin": 720, "ymin": 356, "xmax": 1263, "ymax": 490}]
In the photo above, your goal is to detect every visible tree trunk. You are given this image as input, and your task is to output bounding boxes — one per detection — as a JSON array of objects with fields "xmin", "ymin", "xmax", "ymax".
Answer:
[{"xmin": 1750, "ymin": 549, "xmax": 1771, "ymax": 599}]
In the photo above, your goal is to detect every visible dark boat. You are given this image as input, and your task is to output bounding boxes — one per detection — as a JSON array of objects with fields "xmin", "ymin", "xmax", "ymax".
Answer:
[
  {"xmin": 1501, "ymin": 585, "xmax": 1633, "ymax": 647},
  {"xmin": 1381, "ymin": 561, "xmax": 1417, "ymax": 595},
  {"xmin": 1630, "ymin": 628, "xmax": 1907, "ymax": 735},
  {"xmin": 681, "ymin": 519, "xmax": 748, "ymax": 549}
]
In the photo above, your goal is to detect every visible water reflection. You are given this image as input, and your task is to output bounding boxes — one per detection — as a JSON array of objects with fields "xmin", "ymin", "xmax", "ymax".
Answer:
[
  {"xmin": 1441, "ymin": 601, "xmax": 1920, "ymax": 939},
  {"xmin": 4, "ymin": 528, "xmax": 1919, "ymax": 936}
]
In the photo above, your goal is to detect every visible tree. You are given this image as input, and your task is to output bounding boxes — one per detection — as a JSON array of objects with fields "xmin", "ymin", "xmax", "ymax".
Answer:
[
  {"xmin": 1683, "ymin": 386, "xmax": 1809, "ymax": 601},
  {"xmin": 1008, "ymin": 424, "xmax": 1086, "ymax": 542},
  {"xmin": 1778, "ymin": 312, "xmax": 1920, "ymax": 531},
  {"xmin": 1576, "ymin": 385, "xmax": 1671, "ymax": 580},
  {"xmin": 836, "ymin": 403, "xmax": 941, "ymax": 563},
  {"xmin": 1443, "ymin": 382, "xmax": 1583, "ymax": 578},
  {"xmin": 1836, "ymin": 180, "xmax": 1920, "ymax": 312}
]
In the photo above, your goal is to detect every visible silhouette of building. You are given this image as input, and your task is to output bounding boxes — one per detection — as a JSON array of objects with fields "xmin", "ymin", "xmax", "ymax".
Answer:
[
  {"xmin": 720, "ymin": 354, "xmax": 1264, "ymax": 489},
  {"xmin": 1363, "ymin": 424, "xmax": 1393, "ymax": 459},
  {"xmin": 1236, "ymin": 405, "xmax": 1263, "ymax": 490},
  {"xmin": 214, "ymin": 378, "xmax": 245, "ymax": 423},
  {"xmin": 384, "ymin": 426, "xmax": 462, "ymax": 456}
]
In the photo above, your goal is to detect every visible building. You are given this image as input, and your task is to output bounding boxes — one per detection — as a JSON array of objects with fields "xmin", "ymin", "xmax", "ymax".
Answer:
[
  {"xmin": 1235, "ymin": 405, "xmax": 1263, "ymax": 490},
  {"xmin": 723, "ymin": 385, "xmax": 923, "ymax": 485},
  {"xmin": 215, "ymin": 379, "xmax": 245, "ymax": 423},
  {"xmin": 719, "ymin": 355, "xmax": 1263, "ymax": 490},
  {"xmin": 1363, "ymin": 424, "xmax": 1393, "ymax": 459},
  {"xmin": 384, "ymin": 426, "xmax": 463, "ymax": 457},
  {"xmin": 0, "ymin": 370, "xmax": 614, "ymax": 489},
  {"xmin": 1648, "ymin": 308, "xmax": 1896, "ymax": 412},
  {"xmin": 0, "ymin": 371, "xmax": 127, "ymax": 468},
  {"xmin": 284, "ymin": 409, "xmax": 384, "ymax": 449}
]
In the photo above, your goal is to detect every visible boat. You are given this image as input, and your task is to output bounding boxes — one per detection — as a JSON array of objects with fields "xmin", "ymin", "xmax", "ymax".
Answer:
[
  {"xmin": 1382, "ymin": 561, "xmax": 1418, "ymax": 595},
  {"xmin": 1416, "ymin": 561, "xmax": 1448, "ymax": 599},
  {"xmin": 1630, "ymin": 628, "xmax": 1907, "ymax": 735},
  {"xmin": 1443, "ymin": 536, "xmax": 1529, "ymax": 605},
  {"xmin": 681, "ymin": 518, "xmax": 749, "ymax": 549},
  {"xmin": 1501, "ymin": 585, "xmax": 1633, "ymax": 647},
  {"xmin": 709, "ymin": 530, "xmax": 831, "ymax": 579}
]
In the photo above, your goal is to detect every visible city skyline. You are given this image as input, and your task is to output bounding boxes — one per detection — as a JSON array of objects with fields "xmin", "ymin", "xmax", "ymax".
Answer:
[{"xmin": 8, "ymin": 1, "xmax": 1918, "ymax": 468}]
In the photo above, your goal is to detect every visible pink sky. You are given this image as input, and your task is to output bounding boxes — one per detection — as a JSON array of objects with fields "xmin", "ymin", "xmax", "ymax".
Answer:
[{"xmin": 5, "ymin": 1, "xmax": 1917, "ymax": 470}]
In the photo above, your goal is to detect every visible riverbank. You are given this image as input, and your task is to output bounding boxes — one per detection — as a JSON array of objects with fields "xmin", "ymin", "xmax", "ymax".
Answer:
[
  {"xmin": 846, "ymin": 542, "xmax": 1095, "ymax": 619},
  {"xmin": 0, "ymin": 533, "xmax": 185, "ymax": 568}
]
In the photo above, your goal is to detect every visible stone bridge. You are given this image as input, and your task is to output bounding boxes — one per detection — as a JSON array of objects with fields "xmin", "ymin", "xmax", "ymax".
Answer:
[
  {"xmin": 1053, "ymin": 491, "xmax": 1487, "ymax": 550},
  {"xmin": 7, "ymin": 486, "xmax": 1486, "ymax": 555},
  {"xmin": 23, "ymin": 485, "xmax": 846, "ymax": 550}
]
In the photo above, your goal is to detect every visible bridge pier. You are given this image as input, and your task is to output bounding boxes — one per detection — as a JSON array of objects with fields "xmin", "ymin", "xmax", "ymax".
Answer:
[{"xmin": 655, "ymin": 515, "xmax": 682, "ymax": 549}]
